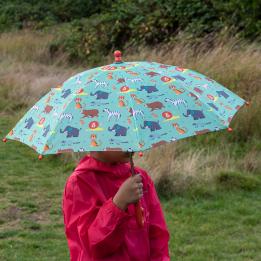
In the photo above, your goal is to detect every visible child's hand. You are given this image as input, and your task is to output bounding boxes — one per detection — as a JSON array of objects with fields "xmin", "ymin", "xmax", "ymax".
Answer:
[{"xmin": 113, "ymin": 174, "xmax": 143, "ymax": 211}]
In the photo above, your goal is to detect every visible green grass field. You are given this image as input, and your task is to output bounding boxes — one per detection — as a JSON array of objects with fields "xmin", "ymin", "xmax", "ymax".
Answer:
[{"xmin": 1, "ymin": 114, "xmax": 260, "ymax": 261}]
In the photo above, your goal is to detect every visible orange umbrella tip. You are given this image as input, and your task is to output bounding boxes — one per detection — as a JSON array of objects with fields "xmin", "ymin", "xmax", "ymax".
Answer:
[
  {"xmin": 227, "ymin": 127, "xmax": 233, "ymax": 132},
  {"xmin": 245, "ymin": 101, "xmax": 250, "ymax": 106},
  {"xmin": 38, "ymin": 154, "xmax": 43, "ymax": 160},
  {"xmin": 114, "ymin": 50, "xmax": 122, "ymax": 63},
  {"xmin": 2, "ymin": 137, "xmax": 7, "ymax": 142},
  {"xmin": 138, "ymin": 152, "xmax": 143, "ymax": 157}
]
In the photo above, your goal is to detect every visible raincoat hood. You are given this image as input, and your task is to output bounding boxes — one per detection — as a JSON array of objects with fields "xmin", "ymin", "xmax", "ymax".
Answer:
[{"xmin": 74, "ymin": 154, "xmax": 133, "ymax": 179}]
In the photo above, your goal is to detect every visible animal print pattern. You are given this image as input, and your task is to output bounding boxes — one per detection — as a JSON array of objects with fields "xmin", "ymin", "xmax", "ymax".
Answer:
[{"xmin": 4, "ymin": 60, "xmax": 246, "ymax": 155}]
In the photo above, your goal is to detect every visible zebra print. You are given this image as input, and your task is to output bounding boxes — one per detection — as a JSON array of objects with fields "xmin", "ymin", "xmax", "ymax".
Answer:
[
  {"xmin": 75, "ymin": 75, "xmax": 82, "ymax": 85},
  {"xmin": 125, "ymin": 78, "xmax": 143, "ymax": 83},
  {"xmin": 59, "ymin": 113, "xmax": 74, "ymax": 121},
  {"xmin": 92, "ymin": 79, "xmax": 108, "ymax": 88},
  {"xmin": 103, "ymin": 108, "xmax": 121, "ymax": 121},
  {"xmin": 129, "ymin": 108, "xmax": 145, "ymax": 119},
  {"xmin": 31, "ymin": 105, "xmax": 39, "ymax": 111},
  {"xmin": 164, "ymin": 98, "xmax": 188, "ymax": 108}
]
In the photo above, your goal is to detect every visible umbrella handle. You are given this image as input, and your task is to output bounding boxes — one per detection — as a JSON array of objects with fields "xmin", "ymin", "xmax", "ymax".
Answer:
[
  {"xmin": 129, "ymin": 152, "xmax": 145, "ymax": 227},
  {"xmin": 135, "ymin": 200, "xmax": 145, "ymax": 227}
]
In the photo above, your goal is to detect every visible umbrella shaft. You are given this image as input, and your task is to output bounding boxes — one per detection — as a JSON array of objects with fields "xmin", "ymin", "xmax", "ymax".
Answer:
[{"xmin": 129, "ymin": 152, "xmax": 136, "ymax": 176}]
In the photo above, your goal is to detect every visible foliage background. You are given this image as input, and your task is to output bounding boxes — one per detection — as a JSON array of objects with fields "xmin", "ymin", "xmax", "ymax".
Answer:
[{"xmin": 0, "ymin": 0, "xmax": 260, "ymax": 64}]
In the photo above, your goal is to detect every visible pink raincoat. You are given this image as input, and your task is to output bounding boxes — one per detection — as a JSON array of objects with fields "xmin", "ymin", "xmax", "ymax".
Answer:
[{"xmin": 62, "ymin": 154, "xmax": 170, "ymax": 261}]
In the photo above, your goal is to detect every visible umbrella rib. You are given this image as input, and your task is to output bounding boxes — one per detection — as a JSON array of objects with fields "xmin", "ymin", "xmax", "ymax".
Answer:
[
  {"xmin": 116, "ymin": 68, "xmax": 142, "ymax": 152},
  {"xmin": 127, "ymin": 92, "xmax": 141, "ymax": 152}
]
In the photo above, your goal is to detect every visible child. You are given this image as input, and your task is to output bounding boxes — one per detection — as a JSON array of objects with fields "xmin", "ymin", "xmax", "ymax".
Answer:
[{"xmin": 62, "ymin": 151, "xmax": 170, "ymax": 261}]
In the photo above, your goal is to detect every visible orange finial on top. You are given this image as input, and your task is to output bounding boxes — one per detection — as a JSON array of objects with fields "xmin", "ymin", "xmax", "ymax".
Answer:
[{"xmin": 114, "ymin": 50, "xmax": 122, "ymax": 63}]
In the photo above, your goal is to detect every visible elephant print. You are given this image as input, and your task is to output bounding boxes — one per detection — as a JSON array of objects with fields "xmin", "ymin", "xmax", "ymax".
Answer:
[
  {"xmin": 141, "ymin": 120, "xmax": 161, "ymax": 131},
  {"xmin": 183, "ymin": 109, "xmax": 205, "ymax": 120},
  {"xmin": 207, "ymin": 103, "xmax": 219, "ymax": 111},
  {"xmin": 108, "ymin": 124, "xmax": 128, "ymax": 136},
  {"xmin": 61, "ymin": 89, "xmax": 71, "ymax": 98},
  {"xmin": 24, "ymin": 117, "xmax": 34, "ymax": 129},
  {"xmin": 43, "ymin": 124, "xmax": 50, "ymax": 137},
  {"xmin": 172, "ymin": 75, "xmax": 186, "ymax": 81},
  {"xmin": 90, "ymin": 91, "xmax": 110, "ymax": 99},
  {"xmin": 137, "ymin": 85, "xmax": 159, "ymax": 93},
  {"xmin": 60, "ymin": 126, "xmax": 81, "ymax": 138},
  {"xmin": 216, "ymin": 90, "xmax": 229, "ymax": 99}
]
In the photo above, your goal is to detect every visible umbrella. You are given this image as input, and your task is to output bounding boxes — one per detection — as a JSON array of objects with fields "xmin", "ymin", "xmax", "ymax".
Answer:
[{"xmin": 2, "ymin": 50, "xmax": 249, "ymax": 226}]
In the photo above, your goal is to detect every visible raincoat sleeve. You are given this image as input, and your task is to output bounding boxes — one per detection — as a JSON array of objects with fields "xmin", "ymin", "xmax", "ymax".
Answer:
[
  {"xmin": 63, "ymin": 175, "xmax": 131, "ymax": 259},
  {"xmin": 147, "ymin": 175, "xmax": 170, "ymax": 261},
  {"xmin": 87, "ymin": 197, "xmax": 131, "ymax": 258}
]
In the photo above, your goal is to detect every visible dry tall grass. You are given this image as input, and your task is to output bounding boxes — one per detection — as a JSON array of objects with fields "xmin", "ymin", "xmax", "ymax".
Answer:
[
  {"xmin": 0, "ymin": 31, "xmax": 83, "ymax": 108},
  {"xmin": 0, "ymin": 62, "xmax": 76, "ymax": 107},
  {"xmin": 0, "ymin": 30, "xmax": 69, "ymax": 65},
  {"xmin": 1, "ymin": 31, "xmax": 260, "ymax": 195}
]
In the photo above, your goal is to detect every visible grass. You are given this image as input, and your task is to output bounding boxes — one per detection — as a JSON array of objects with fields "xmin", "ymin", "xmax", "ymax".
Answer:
[
  {"xmin": 0, "ymin": 115, "xmax": 70, "ymax": 260},
  {"xmin": 164, "ymin": 188, "xmax": 261, "ymax": 260}
]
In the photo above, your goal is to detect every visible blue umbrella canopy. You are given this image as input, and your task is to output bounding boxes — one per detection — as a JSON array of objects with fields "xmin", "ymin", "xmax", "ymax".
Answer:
[{"xmin": 3, "ymin": 51, "xmax": 247, "ymax": 158}]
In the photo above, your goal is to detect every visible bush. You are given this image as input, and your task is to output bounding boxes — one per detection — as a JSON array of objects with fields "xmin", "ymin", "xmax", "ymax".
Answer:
[
  {"xmin": 216, "ymin": 171, "xmax": 260, "ymax": 191},
  {"xmin": 0, "ymin": 0, "xmax": 260, "ymax": 64}
]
